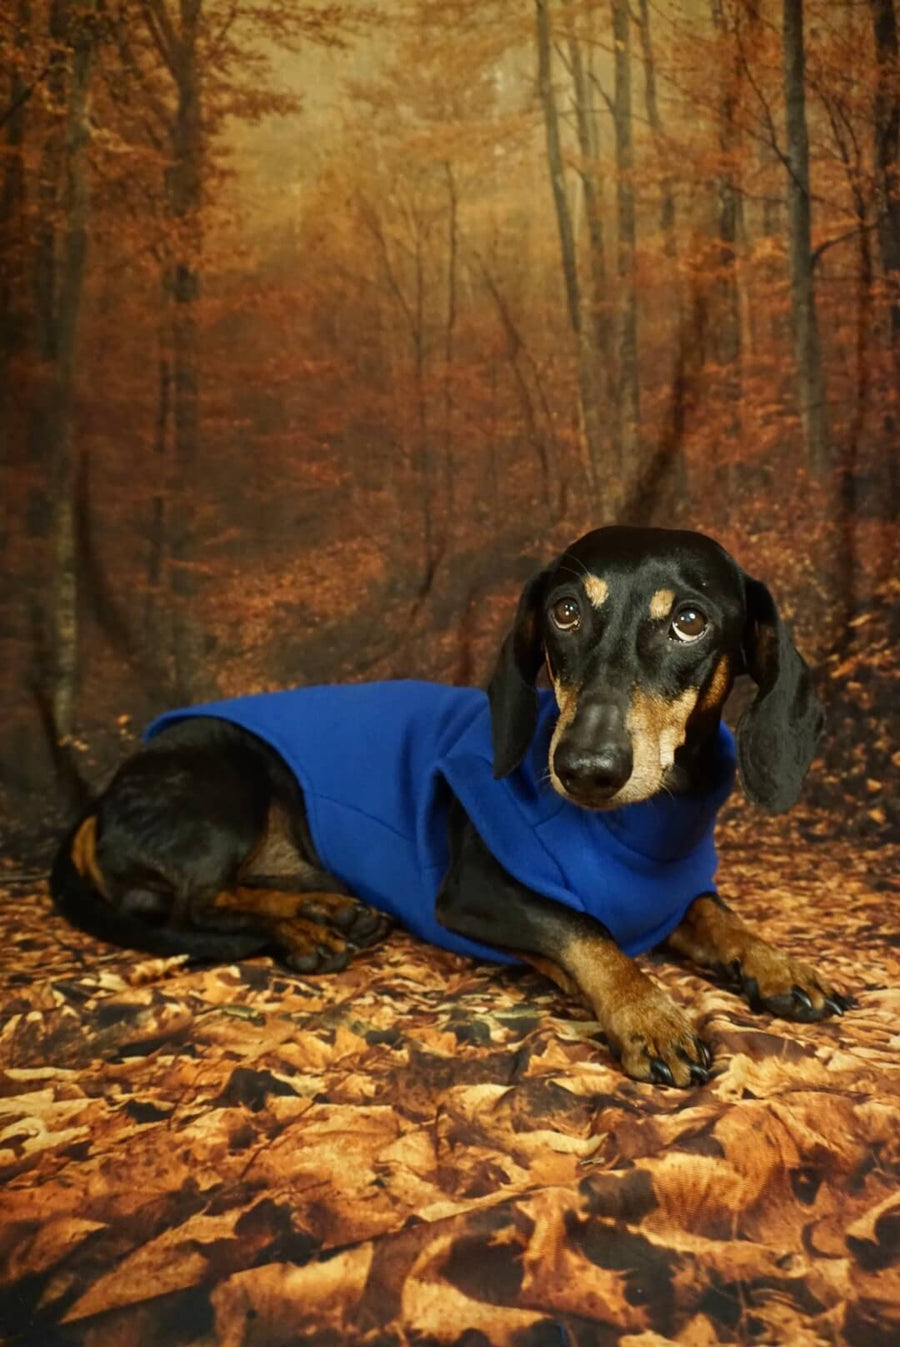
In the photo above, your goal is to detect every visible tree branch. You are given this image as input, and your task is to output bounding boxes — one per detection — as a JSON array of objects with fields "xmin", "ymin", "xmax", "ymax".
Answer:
[
  {"xmin": 113, "ymin": 22, "xmax": 172, "ymax": 136},
  {"xmin": 141, "ymin": 0, "xmax": 179, "ymax": 75},
  {"xmin": 588, "ymin": 71, "xmax": 614, "ymax": 118},
  {"xmin": 0, "ymin": 62, "xmax": 52, "ymax": 132},
  {"xmin": 811, "ymin": 220, "xmax": 880, "ymax": 270}
]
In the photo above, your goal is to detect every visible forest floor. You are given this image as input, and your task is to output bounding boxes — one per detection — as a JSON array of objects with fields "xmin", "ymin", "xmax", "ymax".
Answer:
[{"xmin": 0, "ymin": 816, "xmax": 897, "ymax": 1345}]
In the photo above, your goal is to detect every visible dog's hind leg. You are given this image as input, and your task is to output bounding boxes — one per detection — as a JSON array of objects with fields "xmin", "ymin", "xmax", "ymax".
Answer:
[
  {"xmin": 209, "ymin": 885, "xmax": 392, "ymax": 972},
  {"xmin": 59, "ymin": 718, "xmax": 392, "ymax": 969}
]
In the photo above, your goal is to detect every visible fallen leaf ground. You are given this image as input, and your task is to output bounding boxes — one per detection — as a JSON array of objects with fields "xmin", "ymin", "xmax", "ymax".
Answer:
[{"xmin": 0, "ymin": 815, "xmax": 897, "ymax": 1346}]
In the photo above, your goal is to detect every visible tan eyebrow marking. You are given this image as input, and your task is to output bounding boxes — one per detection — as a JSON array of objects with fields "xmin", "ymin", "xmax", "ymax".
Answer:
[
  {"xmin": 649, "ymin": 588, "xmax": 676, "ymax": 620},
  {"xmin": 583, "ymin": 574, "xmax": 609, "ymax": 609}
]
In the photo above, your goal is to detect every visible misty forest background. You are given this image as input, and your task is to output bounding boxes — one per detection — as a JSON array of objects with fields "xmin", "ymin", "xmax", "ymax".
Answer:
[{"xmin": 0, "ymin": 0, "xmax": 897, "ymax": 858}]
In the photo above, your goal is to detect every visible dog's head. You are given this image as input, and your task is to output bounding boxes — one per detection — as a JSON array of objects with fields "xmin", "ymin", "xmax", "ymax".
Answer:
[{"xmin": 488, "ymin": 526, "xmax": 823, "ymax": 813}]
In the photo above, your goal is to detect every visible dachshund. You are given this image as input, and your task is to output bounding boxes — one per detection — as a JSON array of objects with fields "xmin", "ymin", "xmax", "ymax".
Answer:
[{"xmin": 51, "ymin": 526, "xmax": 853, "ymax": 1087}]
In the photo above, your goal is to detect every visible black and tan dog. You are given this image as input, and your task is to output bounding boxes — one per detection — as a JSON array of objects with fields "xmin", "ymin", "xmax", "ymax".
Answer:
[{"xmin": 52, "ymin": 527, "xmax": 853, "ymax": 1087}]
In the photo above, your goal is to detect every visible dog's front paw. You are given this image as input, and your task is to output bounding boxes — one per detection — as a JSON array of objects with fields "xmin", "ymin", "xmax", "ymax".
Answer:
[
  {"xmin": 604, "ymin": 986, "xmax": 712, "ymax": 1088},
  {"xmin": 721, "ymin": 946, "xmax": 855, "ymax": 1022}
]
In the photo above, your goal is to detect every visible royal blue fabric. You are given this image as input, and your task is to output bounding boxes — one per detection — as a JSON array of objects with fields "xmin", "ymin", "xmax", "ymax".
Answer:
[{"xmin": 146, "ymin": 681, "xmax": 736, "ymax": 964}]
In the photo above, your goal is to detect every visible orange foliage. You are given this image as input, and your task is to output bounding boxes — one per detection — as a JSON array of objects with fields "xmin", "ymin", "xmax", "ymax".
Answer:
[{"xmin": 0, "ymin": 0, "xmax": 897, "ymax": 843}]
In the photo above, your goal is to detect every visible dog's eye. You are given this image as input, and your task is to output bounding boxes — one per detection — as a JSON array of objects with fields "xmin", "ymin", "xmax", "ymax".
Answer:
[
  {"xmin": 550, "ymin": 597, "xmax": 581, "ymax": 631},
  {"xmin": 670, "ymin": 607, "xmax": 708, "ymax": 643}
]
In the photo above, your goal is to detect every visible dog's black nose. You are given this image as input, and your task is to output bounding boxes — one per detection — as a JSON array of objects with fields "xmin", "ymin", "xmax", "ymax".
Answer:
[{"xmin": 554, "ymin": 743, "xmax": 633, "ymax": 801}]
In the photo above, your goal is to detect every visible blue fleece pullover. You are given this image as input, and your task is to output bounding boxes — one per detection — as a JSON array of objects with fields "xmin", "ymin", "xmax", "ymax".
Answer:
[{"xmin": 146, "ymin": 681, "xmax": 736, "ymax": 964}]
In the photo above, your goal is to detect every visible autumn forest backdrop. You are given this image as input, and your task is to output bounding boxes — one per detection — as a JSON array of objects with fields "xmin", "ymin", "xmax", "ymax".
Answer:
[{"xmin": 1, "ymin": 0, "xmax": 897, "ymax": 858}]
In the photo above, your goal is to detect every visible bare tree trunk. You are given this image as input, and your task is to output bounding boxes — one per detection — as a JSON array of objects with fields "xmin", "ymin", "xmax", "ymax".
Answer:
[
  {"xmin": 27, "ymin": 0, "xmax": 96, "ymax": 742},
  {"xmin": 29, "ymin": 1, "xmax": 69, "ymax": 476},
  {"xmin": 739, "ymin": 0, "xmax": 780, "ymax": 356},
  {"xmin": 710, "ymin": 0, "xmax": 741, "ymax": 365},
  {"xmin": 870, "ymin": 0, "xmax": 900, "ymax": 349},
  {"xmin": 0, "ymin": 0, "xmax": 30, "ymax": 471},
  {"xmin": 164, "ymin": 0, "xmax": 204, "ymax": 700},
  {"xmin": 477, "ymin": 255, "xmax": 554, "ymax": 507},
  {"xmin": 566, "ymin": 24, "xmax": 610, "ymax": 378},
  {"xmin": 535, "ymin": 0, "xmax": 603, "ymax": 492},
  {"xmin": 144, "ymin": 343, "xmax": 172, "ymax": 668},
  {"xmin": 635, "ymin": 0, "xmax": 689, "ymax": 510},
  {"xmin": 137, "ymin": 1, "xmax": 206, "ymax": 698},
  {"xmin": 869, "ymin": 0, "xmax": 900, "ymax": 511},
  {"xmin": 412, "ymin": 224, "xmax": 434, "ymax": 572},
  {"xmin": 710, "ymin": 0, "xmax": 743, "ymax": 483},
  {"xmin": 782, "ymin": 0, "xmax": 829, "ymax": 474},
  {"xmin": 637, "ymin": 0, "xmax": 676, "ymax": 255},
  {"xmin": 51, "ymin": 21, "xmax": 92, "ymax": 740},
  {"xmin": 442, "ymin": 162, "xmax": 457, "ymax": 530},
  {"xmin": 612, "ymin": 0, "xmax": 639, "ymax": 481},
  {"xmin": 357, "ymin": 194, "xmax": 434, "ymax": 575}
]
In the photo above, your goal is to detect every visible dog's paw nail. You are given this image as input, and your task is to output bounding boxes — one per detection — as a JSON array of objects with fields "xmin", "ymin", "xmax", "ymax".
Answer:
[
  {"xmin": 824, "ymin": 994, "xmax": 847, "ymax": 1016},
  {"xmin": 649, "ymin": 1058, "xmax": 675, "ymax": 1087},
  {"xmin": 791, "ymin": 985, "xmax": 814, "ymax": 1011},
  {"xmin": 677, "ymin": 1041, "xmax": 712, "ymax": 1084},
  {"xmin": 315, "ymin": 943, "xmax": 349, "ymax": 972},
  {"xmin": 740, "ymin": 974, "xmax": 762, "ymax": 1009},
  {"xmin": 286, "ymin": 953, "xmax": 317, "ymax": 974}
]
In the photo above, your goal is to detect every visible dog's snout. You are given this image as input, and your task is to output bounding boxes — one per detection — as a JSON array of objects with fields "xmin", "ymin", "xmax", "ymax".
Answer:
[
  {"xmin": 554, "ymin": 741, "xmax": 633, "ymax": 801},
  {"xmin": 552, "ymin": 700, "xmax": 633, "ymax": 802}
]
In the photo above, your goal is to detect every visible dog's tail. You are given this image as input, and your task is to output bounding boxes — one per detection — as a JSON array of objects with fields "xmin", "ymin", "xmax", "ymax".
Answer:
[{"xmin": 50, "ymin": 813, "xmax": 272, "ymax": 962}]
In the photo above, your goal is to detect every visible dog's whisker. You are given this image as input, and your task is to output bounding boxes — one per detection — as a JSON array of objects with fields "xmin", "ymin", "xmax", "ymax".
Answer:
[{"xmin": 556, "ymin": 559, "xmax": 592, "ymax": 586}]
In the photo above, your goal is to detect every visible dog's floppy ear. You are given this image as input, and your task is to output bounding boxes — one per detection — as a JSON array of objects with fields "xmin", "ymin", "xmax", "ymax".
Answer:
[
  {"xmin": 736, "ymin": 575, "xmax": 824, "ymax": 813},
  {"xmin": 488, "ymin": 567, "xmax": 549, "ymax": 778}
]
